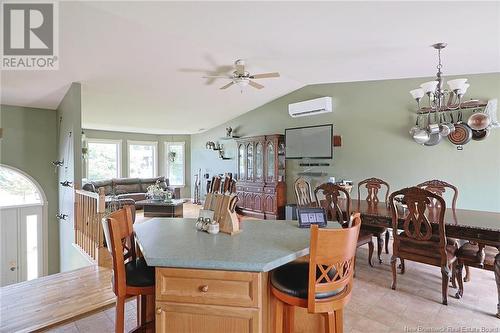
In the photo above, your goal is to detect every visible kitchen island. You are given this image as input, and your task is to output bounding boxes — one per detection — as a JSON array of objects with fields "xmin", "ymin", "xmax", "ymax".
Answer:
[{"xmin": 134, "ymin": 218, "xmax": 334, "ymax": 333}]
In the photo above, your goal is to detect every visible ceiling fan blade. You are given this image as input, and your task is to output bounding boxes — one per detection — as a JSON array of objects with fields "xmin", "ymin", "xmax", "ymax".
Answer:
[
  {"xmin": 250, "ymin": 72, "xmax": 280, "ymax": 79},
  {"xmin": 220, "ymin": 81, "xmax": 235, "ymax": 90},
  {"xmin": 248, "ymin": 80, "xmax": 264, "ymax": 89},
  {"xmin": 202, "ymin": 75, "xmax": 232, "ymax": 78}
]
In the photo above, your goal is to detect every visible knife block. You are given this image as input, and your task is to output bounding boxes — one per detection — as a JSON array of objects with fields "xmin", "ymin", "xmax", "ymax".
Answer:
[{"xmin": 203, "ymin": 193, "xmax": 240, "ymax": 235}]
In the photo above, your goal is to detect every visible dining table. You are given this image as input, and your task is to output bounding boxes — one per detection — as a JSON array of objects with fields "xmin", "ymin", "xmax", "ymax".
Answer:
[{"xmin": 348, "ymin": 199, "xmax": 500, "ymax": 318}]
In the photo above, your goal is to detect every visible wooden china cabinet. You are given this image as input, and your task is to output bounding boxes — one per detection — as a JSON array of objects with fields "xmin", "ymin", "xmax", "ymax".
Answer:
[{"xmin": 236, "ymin": 135, "xmax": 286, "ymax": 219}]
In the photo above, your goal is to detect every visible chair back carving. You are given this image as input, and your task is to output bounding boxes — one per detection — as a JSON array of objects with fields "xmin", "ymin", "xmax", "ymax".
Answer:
[
  {"xmin": 357, "ymin": 177, "xmax": 390, "ymax": 206},
  {"xmin": 389, "ymin": 187, "xmax": 448, "ymax": 262},
  {"xmin": 314, "ymin": 183, "xmax": 351, "ymax": 226},
  {"xmin": 416, "ymin": 179, "xmax": 458, "ymax": 211},
  {"xmin": 308, "ymin": 213, "xmax": 361, "ymax": 313},
  {"xmin": 294, "ymin": 178, "xmax": 316, "ymax": 208},
  {"xmin": 102, "ymin": 206, "xmax": 136, "ymax": 297}
]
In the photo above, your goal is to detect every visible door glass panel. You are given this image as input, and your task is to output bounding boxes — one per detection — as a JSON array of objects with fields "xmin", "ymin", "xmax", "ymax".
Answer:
[
  {"xmin": 26, "ymin": 214, "xmax": 38, "ymax": 281},
  {"xmin": 267, "ymin": 142, "xmax": 275, "ymax": 181},
  {"xmin": 246, "ymin": 144, "xmax": 253, "ymax": 180},
  {"xmin": 238, "ymin": 145, "xmax": 245, "ymax": 180},
  {"xmin": 256, "ymin": 143, "xmax": 263, "ymax": 180}
]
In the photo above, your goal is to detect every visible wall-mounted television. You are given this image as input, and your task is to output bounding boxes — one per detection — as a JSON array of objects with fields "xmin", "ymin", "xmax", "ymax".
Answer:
[{"xmin": 285, "ymin": 124, "xmax": 333, "ymax": 159}]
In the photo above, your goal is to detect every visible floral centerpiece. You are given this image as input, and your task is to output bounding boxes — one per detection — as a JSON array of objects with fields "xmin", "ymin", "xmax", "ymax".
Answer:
[{"xmin": 146, "ymin": 181, "xmax": 166, "ymax": 201}]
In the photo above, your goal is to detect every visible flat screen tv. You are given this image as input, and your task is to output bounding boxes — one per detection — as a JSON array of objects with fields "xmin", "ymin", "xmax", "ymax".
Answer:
[{"xmin": 285, "ymin": 124, "xmax": 333, "ymax": 159}]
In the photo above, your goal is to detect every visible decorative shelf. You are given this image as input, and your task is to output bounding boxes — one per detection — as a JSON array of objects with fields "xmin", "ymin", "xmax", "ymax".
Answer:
[{"xmin": 417, "ymin": 100, "xmax": 487, "ymax": 114}]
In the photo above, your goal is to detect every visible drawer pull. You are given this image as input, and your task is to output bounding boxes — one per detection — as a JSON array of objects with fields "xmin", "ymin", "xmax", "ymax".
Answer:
[
  {"xmin": 200, "ymin": 285, "xmax": 209, "ymax": 293},
  {"xmin": 156, "ymin": 307, "xmax": 162, "ymax": 315}
]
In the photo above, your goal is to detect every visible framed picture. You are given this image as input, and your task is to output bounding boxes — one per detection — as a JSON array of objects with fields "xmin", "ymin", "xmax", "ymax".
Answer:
[{"xmin": 297, "ymin": 207, "xmax": 327, "ymax": 228}]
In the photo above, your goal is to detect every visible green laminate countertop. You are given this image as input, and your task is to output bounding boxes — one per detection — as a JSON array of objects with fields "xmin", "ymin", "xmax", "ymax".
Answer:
[{"xmin": 134, "ymin": 218, "xmax": 337, "ymax": 272}]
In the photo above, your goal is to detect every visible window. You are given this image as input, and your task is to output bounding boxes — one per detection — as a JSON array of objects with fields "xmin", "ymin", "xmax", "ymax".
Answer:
[
  {"xmin": 128, "ymin": 141, "xmax": 158, "ymax": 178},
  {"xmin": 165, "ymin": 142, "xmax": 185, "ymax": 186},
  {"xmin": 0, "ymin": 166, "xmax": 42, "ymax": 206},
  {"xmin": 86, "ymin": 139, "xmax": 121, "ymax": 180}
]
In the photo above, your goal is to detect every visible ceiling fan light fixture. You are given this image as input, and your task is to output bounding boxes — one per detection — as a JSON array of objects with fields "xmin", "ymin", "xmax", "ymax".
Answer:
[{"xmin": 235, "ymin": 78, "xmax": 249, "ymax": 88}]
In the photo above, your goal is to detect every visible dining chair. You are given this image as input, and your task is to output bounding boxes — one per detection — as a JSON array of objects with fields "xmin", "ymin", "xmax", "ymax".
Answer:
[
  {"xmin": 357, "ymin": 177, "xmax": 391, "ymax": 263},
  {"xmin": 271, "ymin": 213, "xmax": 362, "ymax": 333},
  {"xmin": 389, "ymin": 187, "xmax": 459, "ymax": 305},
  {"xmin": 416, "ymin": 179, "xmax": 471, "ymax": 283},
  {"xmin": 102, "ymin": 206, "xmax": 155, "ymax": 333},
  {"xmin": 294, "ymin": 177, "xmax": 317, "ymax": 208},
  {"xmin": 454, "ymin": 243, "xmax": 499, "ymax": 301},
  {"xmin": 416, "ymin": 179, "xmax": 458, "ymax": 211},
  {"xmin": 315, "ymin": 183, "xmax": 374, "ymax": 267}
]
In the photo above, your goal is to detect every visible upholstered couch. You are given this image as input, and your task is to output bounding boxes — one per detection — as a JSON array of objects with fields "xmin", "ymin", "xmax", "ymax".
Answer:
[{"xmin": 82, "ymin": 176, "xmax": 180, "ymax": 209}]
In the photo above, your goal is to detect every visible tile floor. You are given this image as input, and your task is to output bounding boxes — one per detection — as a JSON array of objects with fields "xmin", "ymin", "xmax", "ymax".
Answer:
[{"xmin": 45, "ymin": 244, "xmax": 499, "ymax": 333}]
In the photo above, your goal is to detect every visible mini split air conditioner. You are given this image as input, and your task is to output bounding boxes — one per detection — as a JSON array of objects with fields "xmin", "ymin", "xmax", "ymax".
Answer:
[{"xmin": 288, "ymin": 97, "xmax": 333, "ymax": 118}]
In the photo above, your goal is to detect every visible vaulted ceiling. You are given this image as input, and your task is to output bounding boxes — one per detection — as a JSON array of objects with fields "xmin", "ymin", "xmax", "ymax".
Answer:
[{"xmin": 2, "ymin": 1, "xmax": 499, "ymax": 134}]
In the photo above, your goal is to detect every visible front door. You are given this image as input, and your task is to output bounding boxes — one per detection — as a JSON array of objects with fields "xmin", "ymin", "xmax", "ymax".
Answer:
[{"xmin": 0, "ymin": 205, "xmax": 44, "ymax": 287}]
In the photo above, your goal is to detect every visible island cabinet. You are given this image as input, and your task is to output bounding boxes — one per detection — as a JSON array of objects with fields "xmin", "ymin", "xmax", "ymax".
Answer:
[
  {"xmin": 155, "ymin": 268, "xmax": 267, "ymax": 333},
  {"xmin": 236, "ymin": 134, "xmax": 286, "ymax": 219}
]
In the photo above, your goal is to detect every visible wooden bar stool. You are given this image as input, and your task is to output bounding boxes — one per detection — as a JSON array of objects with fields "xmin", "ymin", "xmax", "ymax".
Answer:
[
  {"xmin": 102, "ymin": 206, "xmax": 155, "ymax": 333},
  {"xmin": 271, "ymin": 213, "xmax": 361, "ymax": 333}
]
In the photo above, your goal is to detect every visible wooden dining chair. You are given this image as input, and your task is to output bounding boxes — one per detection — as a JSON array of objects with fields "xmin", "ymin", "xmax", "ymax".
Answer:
[
  {"xmin": 271, "ymin": 213, "xmax": 362, "ymax": 333},
  {"xmin": 389, "ymin": 187, "xmax": 459, "ymax": 305},
  {"xmin": 294, "ymin": 177, "xmax": 317, "ymax": 208},
  {"xmin": 102, "ymin": 206, "xmax": 155, "ymax": 333},
  {"xmin": 357, "ymin": 177, "xmax": 391, "ymax": 263},
  {"xmin": 416, "ymin": 179, "xmax": 471, "ymax": 283},
  {"xmin": 315, "ymin": 183, "xmax": 374, "ymax": 267},
  {"xmin": 416, "ymin": 179, "xmax": 458, "ymax": 211}
]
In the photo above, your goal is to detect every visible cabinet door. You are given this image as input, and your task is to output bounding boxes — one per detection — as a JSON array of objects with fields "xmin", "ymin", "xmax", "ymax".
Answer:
[
  {"xmin": 265, "ymin": 141, "xmax": 275, "ymax": 183},
  {"xmin": 263, "ymin": 194, "xmax": 276, "ymax": 214},
  {"xmin": 252, "ymin": 193, "xmax": 263, "ymax": 213},
  {"xmin": 255, "ymin": 142, "xmax": 264, "ymax": 182},
  {"xmin": 238, "ymin": 144, "xmax": 245, "ymax": 181},
  {"xmin": 246, "ymin": 143, "xmax": 254, "ymax": 181},
  {"xmin": 243, "ymin": 192, "xmax": 254, "ymax": 210},
  {"xmin": 156, "ymin": 302, "xmax": 260, "ymax": 333}
]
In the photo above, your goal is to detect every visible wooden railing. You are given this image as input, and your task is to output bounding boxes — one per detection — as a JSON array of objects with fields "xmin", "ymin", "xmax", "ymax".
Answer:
[{"xmin": 74, "ymin": 188, "xmax": 111, "ymax": 267}]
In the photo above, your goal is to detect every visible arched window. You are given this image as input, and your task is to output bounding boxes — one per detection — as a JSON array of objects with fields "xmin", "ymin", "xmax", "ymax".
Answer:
[
  {"xmin": 0, "ymin": 166, "xmax": 43, "ymax": 207},
  {"xmin": 0, "ymin": 165, "xmax": 47, "ymax": 286}
]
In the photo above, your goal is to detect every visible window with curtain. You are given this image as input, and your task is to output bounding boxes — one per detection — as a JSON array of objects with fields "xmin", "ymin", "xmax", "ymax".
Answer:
[
  {"xmin": 128, "ymin": 141, "xmax": 158, "ymax": 178},
  {"xmin": 86, "ymin": 139, "xmax": 121, "ymax": 180},
  {"xmin": 165, "ymin": 142, "xmax": 185, "ymax": 186}
]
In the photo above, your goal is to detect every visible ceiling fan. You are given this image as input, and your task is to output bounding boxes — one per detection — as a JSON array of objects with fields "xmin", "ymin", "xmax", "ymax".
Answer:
[{"xmin": 202, "ymin": 59, "xmax": 280, "ymax": 90}]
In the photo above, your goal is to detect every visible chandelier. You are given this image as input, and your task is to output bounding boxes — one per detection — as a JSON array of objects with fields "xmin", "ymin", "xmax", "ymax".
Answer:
[{"xmin": 409, "ymin": 43, "xmax": 469, "ymax": 111}]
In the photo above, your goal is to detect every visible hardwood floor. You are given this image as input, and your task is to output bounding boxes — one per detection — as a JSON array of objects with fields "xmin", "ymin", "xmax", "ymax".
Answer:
[{"xmin": 0, "ymin": 265, "xmax": 115, "ymax": 333}]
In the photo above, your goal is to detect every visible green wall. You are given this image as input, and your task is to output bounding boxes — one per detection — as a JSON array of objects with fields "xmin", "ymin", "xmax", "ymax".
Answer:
[
  {"xmin": 191, "ymin": 73, "xmax": 500, "ymax": 212},
  {"xmin": 0, "ymin": 104, "xmax": 59, "ymax": 274},
  {"xmin": 82, "ymin": 129, "xmax": 191, "ymax": 198},
  {"xmin": 57, "ymin": 83, "xmax": 89, "ymax": 272}
]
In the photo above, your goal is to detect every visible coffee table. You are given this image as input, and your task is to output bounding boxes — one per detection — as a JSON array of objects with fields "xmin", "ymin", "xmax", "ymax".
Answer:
[{"xmin": 136, "ymin": 199, "xmax": 185, "ymax": 218}]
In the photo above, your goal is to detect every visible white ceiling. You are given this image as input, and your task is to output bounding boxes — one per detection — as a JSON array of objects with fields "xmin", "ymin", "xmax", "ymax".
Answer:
[{"xmin": 2, "ymin": 1, "xmax": 499, "ymax": 134}]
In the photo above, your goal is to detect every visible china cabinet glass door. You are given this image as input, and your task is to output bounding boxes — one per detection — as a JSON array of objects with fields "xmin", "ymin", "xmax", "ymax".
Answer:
[
  {"xmin": 246, "ymin": 143, "xmax": 253, "ymax": 181},
  {"xmin": 266, "ymin": 142, "xmax": 275, "ymax": 182},
  {"xmin": 238, "ymin": 144, "xmax": 245, "ymax": 180},
  {"xmin": 255, "ymin": 142, "xmax": 263, "ymax": 182}
]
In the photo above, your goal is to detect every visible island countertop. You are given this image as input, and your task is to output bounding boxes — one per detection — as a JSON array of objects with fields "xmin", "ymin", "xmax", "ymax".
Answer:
[{"xmin": 134, "ymin": 218, "xmax": 332, "ymax": 272}]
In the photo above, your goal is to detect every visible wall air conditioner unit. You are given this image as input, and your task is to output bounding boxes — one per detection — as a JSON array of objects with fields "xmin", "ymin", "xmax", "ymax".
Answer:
[{"xmin": 288, "ymin": 97, "xmax": 332, "ymax": 118}]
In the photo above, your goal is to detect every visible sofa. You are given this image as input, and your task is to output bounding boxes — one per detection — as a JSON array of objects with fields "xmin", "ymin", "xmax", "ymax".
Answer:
[{"xmin": 82, "ymin": 176, "xmax": 181, "ymax": 209}]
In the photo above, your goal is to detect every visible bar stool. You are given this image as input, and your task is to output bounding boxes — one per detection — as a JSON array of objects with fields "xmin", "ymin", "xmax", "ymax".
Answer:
[
  {"xmin": 102, "ymin": 206, "xmax": 155, "ymax": 333},
  {"xmin": 271, "ymin": 213, "xmax": 361, "ymax": 333}
]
